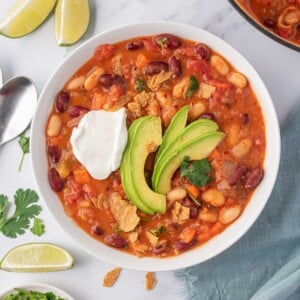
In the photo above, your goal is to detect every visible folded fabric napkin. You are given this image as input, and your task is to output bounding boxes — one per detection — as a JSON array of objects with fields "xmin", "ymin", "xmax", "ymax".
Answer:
[{"xmin": 176, "ymin": 104, "xmax": 300, "ymax": 300}]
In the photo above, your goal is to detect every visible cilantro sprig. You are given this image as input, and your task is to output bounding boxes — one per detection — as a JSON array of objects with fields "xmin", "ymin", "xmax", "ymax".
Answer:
[
  {"xmin": 185, "ymin": 76, "xmax": 199, "ymax": 98},
  {"xmin": 18, "ymin": 131, "xmax": 30, "ymax": 172},
  {"xmin": 180, "ymin": 156, "xmax": 212, "ymax": 187},
  {"xmin": 0, "ymin": 189, "xmax": 43, "ymax": 238},
  {"xmin": 156, "ymin": 37, "xmax": 168, "ymax": 48}
]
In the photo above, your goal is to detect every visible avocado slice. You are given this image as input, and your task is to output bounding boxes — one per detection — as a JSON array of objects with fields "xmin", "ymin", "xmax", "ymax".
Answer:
[
  {"xmin": 156, "ymin": 105, "xmax": 189, "ymax": 158},
  {"xmin": 153, "ymin": 131, "xmax": 225, "ymax": 195},
  {"xmin": 120, "ymin": 116, "xmax": 166, "ymax": 214},
  {"xmin": 120, "ymin": 118, "xmax": 155, "ymax": 214},
  {"xmin": 152, "ymin": 119, "xmax": 219, "ymax": 188}
]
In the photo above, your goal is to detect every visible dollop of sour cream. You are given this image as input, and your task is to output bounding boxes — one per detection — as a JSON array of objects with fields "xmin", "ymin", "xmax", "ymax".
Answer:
[{"xmin": 70, "ymin": 108, "xmax": 128, "ymax": 180}]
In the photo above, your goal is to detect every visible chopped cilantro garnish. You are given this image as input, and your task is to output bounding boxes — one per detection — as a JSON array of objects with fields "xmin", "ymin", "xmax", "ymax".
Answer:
[
  {"xmin": 135, "ymin": 78, "xmax": 147, "ymax": 92},
  {"xmin": 150, "ymin": 226, "xmax": 166, "ymax": 236},
  {"xmin": 3, "ymin": 288, "xmax": 64, "ymax": 300},
  {"xmin": 180, "ymin": 156, "xmax": 212, "ymax": 187},
  {"xmin": 185, "ymin": 76, "xmax": 199, "ymax": 98},
  {"xmin": 156, "ymin": 37, "xmax": 168, "ymax": 48}
]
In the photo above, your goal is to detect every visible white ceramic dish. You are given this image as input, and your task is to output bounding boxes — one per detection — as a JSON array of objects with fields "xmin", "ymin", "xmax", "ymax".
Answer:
[
  {"xmin": 31, "ymin": 21, "xmax": 281, "ymax": 271},
  {"xmin": 0, "ymin": 283, "xmax": 74, "ymax": 299}
]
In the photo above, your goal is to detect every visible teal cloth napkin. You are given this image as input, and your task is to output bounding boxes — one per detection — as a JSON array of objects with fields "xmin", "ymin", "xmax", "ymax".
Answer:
[{"xmin": 176, "ymin": 104, "xmax": 300, "ymax": 300}]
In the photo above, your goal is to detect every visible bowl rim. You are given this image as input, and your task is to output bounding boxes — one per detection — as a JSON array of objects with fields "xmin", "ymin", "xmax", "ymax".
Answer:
[
  {"xmin": 228, "ymin": 0, "xmax": 300, "ymax": 52},
  {"xmin": 0, "ymin": 282, "xmax": 74, "ymax": 299},
  {"xmin": 31, "ymin": 20, "xmax": 281, "ymax": 271}
]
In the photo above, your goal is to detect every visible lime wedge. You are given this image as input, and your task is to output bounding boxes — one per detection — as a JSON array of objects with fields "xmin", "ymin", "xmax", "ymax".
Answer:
[
  {"xmin": 0, "ymin": 243, "xmax": 74, "ymax": 272},
  {"xmin": 0, "ymin": 0, "xmax": 57, "ymax": 38},
  {"xmin": 55, "ymin": 0, "xmax": 90, "ymax": 46}
]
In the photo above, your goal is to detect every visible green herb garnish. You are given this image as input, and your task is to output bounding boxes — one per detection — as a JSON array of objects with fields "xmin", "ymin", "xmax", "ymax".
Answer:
[
  {"xmin": 180, "ymin": 156, "xmax": 212, "ymax": 187},
  {"xmin": 0, "ymin": 189, "xmax": 42, "ymax": 238},
  {"xmin": 135, "ymin": 78, "xmax": 147, "ymax": 92},
  {"xmin": 150, "ymin": 226, "xmax": 166, "ymax": 236},
  {"xmin": 30, "ymin": 217, "xmax": 45, "ymax": 236},
  {"xmin": 115, "ymin": 227, "xmax": 123, "ymax": 234},
  {"xmin": 3, "ymin": 288, "xmax": 64, "ymax": 300},
  {"xmin": 18, "ymin": 131, "xmax": 30, "ymax": 172},
  {"xmin": 156, "ymin": 37, "xmax": 168, "ymax": 48},
  {"xmin": 185, "ymin": 76, "xmax": 199, "ymax": 98}
]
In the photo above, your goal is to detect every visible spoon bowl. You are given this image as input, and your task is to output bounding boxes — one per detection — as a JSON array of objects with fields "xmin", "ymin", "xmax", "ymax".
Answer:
[{"xmin": 0, "ymin": 77, "xmax": 37, "ymax": 145}]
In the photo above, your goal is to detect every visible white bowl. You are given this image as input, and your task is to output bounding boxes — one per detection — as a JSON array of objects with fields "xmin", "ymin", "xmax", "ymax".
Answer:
[
  {"xmin": 31, "ymin": 21, "xmax": 280, "ymax": 271},
  {"xmin": 0, "ymin": 283, "xmax": 74, "ymax": 299}
]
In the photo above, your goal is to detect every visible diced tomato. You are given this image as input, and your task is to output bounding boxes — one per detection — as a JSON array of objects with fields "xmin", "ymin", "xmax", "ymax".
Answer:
[
  {"xmin": 73, "ymin": 169, "xmax": 91, "ymax": 185},
  {"xmin": 187, "ymin": 59, "xmax": 210, "ymax": 75},
  {"xmin": 143, "ymin": 39, "xmax": 159, "ymax": 51},
  {"xmin": 94, "ymin": 44, "xmax": 114, "ymax": 61},
  {"xmin": 180, "ymin": 227, "xmax": 197, "ymax": 244},
  {"xmin": 174, "ymin": 47, "xmax": 195, "ymax": 58}
]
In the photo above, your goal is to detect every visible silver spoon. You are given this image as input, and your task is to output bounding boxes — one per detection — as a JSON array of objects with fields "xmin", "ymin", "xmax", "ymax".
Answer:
[{"xmin": 0, "ymin": 77, "xmax": 37, "ymax": 146}]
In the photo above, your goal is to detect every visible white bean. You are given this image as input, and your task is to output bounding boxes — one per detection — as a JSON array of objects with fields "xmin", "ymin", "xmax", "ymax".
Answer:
[
  {"xmin": 211, "ymin": 55, "xmax": 230, "ymax": 76},
  {"xmin": 201, "ymin": 188, "xmax": 225, "ymax": 207},
  {"xmin": 67, "ymin": 76, "xmax": 86, "ymax": 90},
  {"xmin": 231, "ymin": 138, "xmax": 252, "ymax": 159},
  {"xmin": 227, "ymin": 72, "xmax": 247, "ymax": 88},
  {"xmin": 188, "ymin": 102, "xmax": 206, "ymax": 121},
  {"xmin": 167, "ymin": 188, "xmax": 187, "ymax": 203},
  {"xmin": 198, "ymin": 208, "xmax": 218, "ymax": 223},
  {"xmin": 47, "ymin": 115, "xmax": 62, "ymax": 137},
  {"xmin": 84, "ymin": 67, "xmax": 105, "ymax": 90},
  {"xmin": 219, "ymin": 204, "xmax": 241, "ymax": 224}
]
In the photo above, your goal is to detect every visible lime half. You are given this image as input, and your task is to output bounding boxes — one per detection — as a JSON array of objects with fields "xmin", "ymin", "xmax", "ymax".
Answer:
[
  {"xmin": 0, "ymin": 243, "xmax": 74, "ymax": 272},
  {"xmin": 0, "ymin": 0, "xmax": 57, "ymax": 38},
  {"xmin": 55, "ymin": 0, "xmax": 90, "ymax": 46}
]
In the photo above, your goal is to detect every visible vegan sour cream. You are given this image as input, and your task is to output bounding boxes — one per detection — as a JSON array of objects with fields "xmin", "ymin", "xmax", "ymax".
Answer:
[{"xmin": 70, "ymin": 108, "xmax": 128, "ymax": 180}]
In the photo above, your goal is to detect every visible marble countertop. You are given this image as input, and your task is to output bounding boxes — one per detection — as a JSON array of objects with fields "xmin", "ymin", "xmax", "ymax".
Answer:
[{"xmin": 0, "ymin": 0, "xmax": 299, "ymax": 299}]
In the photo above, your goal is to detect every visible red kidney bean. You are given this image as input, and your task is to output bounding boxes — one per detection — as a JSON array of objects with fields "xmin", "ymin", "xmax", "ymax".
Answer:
[
  {"xmin": 99, "ymin": 74, "xmax": 125, "ymax": 88},
  {"xmin": 242, "ymin": 113, "xmax": 250, "ymax": 125},
  {"xmin": 180, "ymin": 198, "xmax": 199, "ymax": 219},
  {"xmin": 199, "ymin": 112, "xmax": 217, "ymax": 121},
  {"xmin": 48, "ymin": 168, "xmax": 64, "ymax": 191},
  {"xmin": 175, "ymin": 238, "xmax": 197, "ymax": 251},
  {"xmin": 244, "ymin": 168, "xmax": 264, "ymax": 189},
  {"xmin": 152, "ymin": 240, "xmax": 168, "ymax": 255},
  {"xmin": 143, "ymin": 61, "xmax": 169, "ymax": 75},
  {"xmin": 104, "ymin": 233, "xmax": 127, "ymax": 248},
  {"xmin": 195, "ymin": 43, "xmax": 211, "ymax": 61},
  {"xmin": 264, "ymin": 18, "xmax": 276, "ymax": 29},
  {"xmin": 169, "ymin": 56, "xmax": 182, "ymax": 77},
  {"xmin": 126, "ymin": 41, "xmax": 143, "ymax": 50},
  {"xmin": 47, "ymin": 145, "xmax": 61, "ymax": 164},
  {"xmin": 229, "ymin": 165, "xmax": 249, "ymax": 186},
  {"xmin": 91, "ymin": 225, "xmax": 103, "ymax": 236},
  {"xmin": 55, "ymin": 91, "xmax": 70, "ymax": 113},
  {"xmin": 68, "ymin": 105, "xmax": 89, "ymax": 118},
  {"xmin": 154, "ymin": 33, "xmax": 182, "ymax": 49}
]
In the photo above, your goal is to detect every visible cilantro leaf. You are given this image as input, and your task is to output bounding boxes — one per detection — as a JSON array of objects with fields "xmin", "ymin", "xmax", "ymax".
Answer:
[
  {"xmin": 18, "ymin": 131, "xmax": 30, "ymax": 172},
  {"xmin": 0, "ymin": 189, "xmax": 42, "ymax": 238},
  {"xmin": 185, "ymin": 76, "xmax": 199, "ymax": 98},
  {"xmin": 135, "ymin": 78, "xmax": 147, "ymax": 92},
  {"xmin": 4, "ymin": 289, "xmax": 64, "ymax": 300},
  {"xmin": 31, "ymin": 217, "xmax": 45, "ymax": 236},
  {"xmin": 180, "ymin": 156, "xmax": 212, "ymax": 187}
]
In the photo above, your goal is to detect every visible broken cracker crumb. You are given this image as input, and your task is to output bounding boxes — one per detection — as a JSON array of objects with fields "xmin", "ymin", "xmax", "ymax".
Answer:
[
  {"xmin": 103, "ymin": 267, "xmax": 122, "ymax": 287},
  {"xmin": 145, "ymin": 272, "xmax": 157, "ymax": 291}
]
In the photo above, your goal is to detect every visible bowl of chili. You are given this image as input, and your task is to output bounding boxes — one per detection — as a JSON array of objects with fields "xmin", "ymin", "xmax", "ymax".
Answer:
[
  {"xmin": 31, "ymin": 21, "xmax": 280, "ymax": 271},
  {"xmin": 229, "ymin": 0, "xmax": 300, "ymax": 51}
]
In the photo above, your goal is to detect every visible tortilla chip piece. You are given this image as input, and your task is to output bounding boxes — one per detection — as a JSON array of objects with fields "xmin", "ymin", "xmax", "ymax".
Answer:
[
  {"xmin": 109, "ymin": 192, "xmax": 140, "ymax": 232},
  {"xmin": 148, "ymin": 71, "xmax": 172, "ymax": 91},
  {"xmin": 145, "ymin": 272, "xmax": 157, "ymax": 291},
  {"xmin": 103, "ymin": 267, "xmax": 122, "ymax": 287},
  {"xmin": 171, "ymin": 202, "xmax": 190, "ymax": 224}
]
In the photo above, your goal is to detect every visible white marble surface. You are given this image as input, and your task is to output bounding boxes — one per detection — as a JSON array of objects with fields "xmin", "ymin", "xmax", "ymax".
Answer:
[{"xmin": 0, "ymin": 0, "xmax": 299, "ymax": 299}]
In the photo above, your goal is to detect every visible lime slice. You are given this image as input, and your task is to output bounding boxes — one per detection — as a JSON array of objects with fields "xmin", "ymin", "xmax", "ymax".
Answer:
[
  {"xmin": 0, "ymin": 0, "xmax": 57, "ymax": 38},
  {"xmin": 0, "ymin": 243, "xmax": 74, "ymax": 272},
  {"xmin": 55, "ymin": 0, "xmax": 90, "ymax": 46}
]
